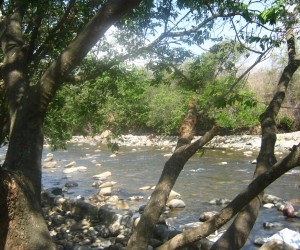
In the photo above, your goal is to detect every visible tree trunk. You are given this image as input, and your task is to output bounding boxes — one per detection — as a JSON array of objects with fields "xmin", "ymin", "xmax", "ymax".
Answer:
[
  {"xmin": 127, "ymin": 100, "xmax": 218, "ymax": 249},
  {"xmin": 156, "ymin": 143, "xmax": 300, "ymax": 249},
  {"xmin": 211, "ymin": 10, "xmax": 300, "ymax": 249},
  {"xmin": 0, "ymin": 0, "xmax": 142, "ymax": 248}
]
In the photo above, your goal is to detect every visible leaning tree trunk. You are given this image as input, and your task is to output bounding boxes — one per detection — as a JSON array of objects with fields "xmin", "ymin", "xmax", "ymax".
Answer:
[
  {"xmin": 211, "ymin": 9, "xmax": 300, "ymax": 249},
  {"xmin": 127, "ymin": 100, "xmax": 219, "ymax": 249}
]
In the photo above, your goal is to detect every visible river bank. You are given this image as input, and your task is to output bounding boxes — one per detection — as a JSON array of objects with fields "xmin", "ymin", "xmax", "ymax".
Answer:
[{"xmin": 68, "ymin": 130, "xmax": 300, "ymax": 152}]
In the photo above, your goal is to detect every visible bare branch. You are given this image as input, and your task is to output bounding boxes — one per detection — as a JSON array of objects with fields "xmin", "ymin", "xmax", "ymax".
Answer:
[{"xmin": 230, "ymin": 17, "xmax": 264, "ymax": 54}]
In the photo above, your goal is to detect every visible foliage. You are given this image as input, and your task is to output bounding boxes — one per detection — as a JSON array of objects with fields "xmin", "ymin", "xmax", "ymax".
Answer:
[{"xmin": 145, "ymin": 85, "xmax": 194, "ymax": 134}]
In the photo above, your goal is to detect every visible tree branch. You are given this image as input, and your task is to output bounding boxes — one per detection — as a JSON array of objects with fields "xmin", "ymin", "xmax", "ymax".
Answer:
[
  {"xmin": 211, "ymin": 7, "xmax": 300, "ymax": 249},
  {"xmin": 30, "ymin": 0, "xmax": 76, "ymax": 67},
  {"xmin": 38, "ymin": 0, "xmax": 142, "ymax": 113},
  {"xmin": 157, "ymin": 143, "xmax": 300, "ymax": 249}
]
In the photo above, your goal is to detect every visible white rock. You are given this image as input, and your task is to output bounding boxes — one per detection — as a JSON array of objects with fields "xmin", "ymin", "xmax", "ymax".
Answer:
[
  {"xmin": 99, "ymin": 181, "xmax": 117, "ymax": 188},
  {"xmin": 167, "ymin": 190, "xmax": 181, "ymax": 203},
  {"xmin": 167, "ymin": 199, "xmax": 186, "ymax": 208},
  {"xmin": 43, "ymin": 161, "xmax": 57, "ymax": 168},
  {"xmin": 93, "ymin": 171, "xmax": 112, "ymax": 180},
  {"xmin": 65, "ymin": 161, "xmax": 76, "ymax": 168},
  {"xmin": 263, "ymin": 203, "xmax": 275, "ymax": 208},
  {"xmin": 63, "ymin": 167, "xmax": 78, "ymax": 174},
  {"xmin": 129, "ymin": 196, "xmax": 144, "ymax": 201},
  {"xmin": 77, "ymin": 166, "xmax": 87, "ymax": 172},
  {"xmin": 139, "ymin": 186, "xmax": 151, "ymax": 191},
  {"xmin": 99, "ymin": 187, "xmax": 112, "ymax": 196}
]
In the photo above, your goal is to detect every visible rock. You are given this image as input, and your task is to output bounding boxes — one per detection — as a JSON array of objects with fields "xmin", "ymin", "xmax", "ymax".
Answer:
[
  {"xmin": 262, "ymin": 228, "xmax": 300, "ymax": 249},
  {"xmin": 92, "ymin": 181, "xmax": 103, "ymax": 187},
  {"xmin": 65, "ymin": 181, "xmax": 79, "ymax": 187},
  {"xmin": 139, "ymin": 185, "xmax": 151, "ymax": 191},
  {"xmin": 99, "ymin": 187, "xmax": 112, "ymax": 196},
  {"xmin": 263, "ymin": 203, "xmax": 275, "ymax": 208},
  {"xmin": 63, "ymin": 167, "xmax": 78, "ymax": 174},
  {"xmin": 77, "ymin": 166, "xmax": 87, "ymax": 172},
  {"xmin": 70, "ymin": 219, "xmax": 91, "ymax": 232},
  {"xmin": 129, "ymin": 196, "xmax": 144, "ymax": 201},
  {"xmin": 167, "ymin": 190, "xmax": 181, "ymax": 203},
  {"xmin": 93, "ymin": 171, "xmax": 112, "ymax": 180},
  {"xmin": 209, "ymin": 198, "xmax": 231, "ymax": 205},
  {"xmin": 283, "ymin": 203, "xmax": 295, "ymax": 217},
  {"xmin": 260, "ymin": 239, "xmax": 297, "ymax": 250},
  {"xmin": 116, "ymin": 200, "xmax": 129, "ymax": 210},
  {"xmin": 44, "ymin": 153, "xmax": 54, "ymax": 162},
  {"xmin": 47, "ymin": 187, "xmax": 63, "ymax": 196},
  {"xmin": 43, "ymin": 161, "xmax": 57, "ymax": 168},
  {"xmin": 167, "ymin": 199, "xmax": 186, "ymax": 208},
  {"xmin": 199, "ymin": 211, "xmax": 218, "ymax": 222},
  {"xmin": 65, "ymin": 161, "xmax": 76, "ymax": 168},
  {"xmin": 263, "ymin": 222, "xmax": 283, "ymax": 229},
  {"xmin": 107, "ymin": 195, "xmax": 119, "ymax": 204},
  {"xmin": 99, "ymin": 181, "xmax": 117, "ymax": 188},
  {"xmin": 70, "ymin": 200, "xmax": 98, "ymax": 219},
  {"xmin": 263, "ymin": 194, "xmax": 284, "ymax": 204}
]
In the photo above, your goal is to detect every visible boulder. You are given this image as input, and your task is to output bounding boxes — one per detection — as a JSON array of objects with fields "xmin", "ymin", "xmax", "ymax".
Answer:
[
  {"xmin": 99, "ymin": 187, "xmax": 112, "ymax": 196},
  {"xmin": 65, "ymin": 161, "xmax": 76, "ymax": 168},
  {"xmin": 167, "ymin": 190, "xmax": 181, "ymax": 203},
  {"xmin": 167, "ymin": 199, "xmax": 186, "ymax": 209},
  {"xmin": 93, "ymin": 171, "xmax": 112, "ymax": 180},
  {"xmin": 65, "ymin": 181, "xmax": 79, "ymax": 188}
]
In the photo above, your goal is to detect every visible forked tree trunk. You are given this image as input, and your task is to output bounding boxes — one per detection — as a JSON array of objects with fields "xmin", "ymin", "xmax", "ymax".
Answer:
[{"xmin": 127, "ymin": 100, "xmax": 219, "ymax": 249}]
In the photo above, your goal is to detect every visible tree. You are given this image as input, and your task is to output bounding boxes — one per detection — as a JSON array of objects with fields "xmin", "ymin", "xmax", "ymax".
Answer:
[
  {"xmin": 0, "ymin": 0, "xmax": 141, "ymax": 248},
  {"xmin": 0, "ymin": 0, "xmax": 298, "ymax": 249},
  {"xmin": 128, "ymin": 3, "xmax": 300, "ymax": 249}
]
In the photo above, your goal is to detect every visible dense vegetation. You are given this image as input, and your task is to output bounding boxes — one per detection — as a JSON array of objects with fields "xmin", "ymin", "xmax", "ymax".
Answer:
[{"xmin": 45, "ymin": 42, "xmax": 300, "ymax": 148}]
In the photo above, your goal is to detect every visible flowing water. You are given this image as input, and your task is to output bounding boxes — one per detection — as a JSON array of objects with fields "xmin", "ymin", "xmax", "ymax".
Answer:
[{"xmin": 1, "ymin": 142, "xmax": 299, "ymax": 248}]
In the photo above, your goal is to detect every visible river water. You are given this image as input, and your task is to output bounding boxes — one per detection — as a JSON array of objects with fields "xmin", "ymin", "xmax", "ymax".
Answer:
[{"xmin": 1, "ymin": 142, "xmax": 299, "ymax": 248}]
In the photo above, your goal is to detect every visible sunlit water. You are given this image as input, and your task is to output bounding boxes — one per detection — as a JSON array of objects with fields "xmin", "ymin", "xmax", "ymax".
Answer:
[{"xmin": 1, "ymin": 143, "xmax": 299, "ymax": 249}]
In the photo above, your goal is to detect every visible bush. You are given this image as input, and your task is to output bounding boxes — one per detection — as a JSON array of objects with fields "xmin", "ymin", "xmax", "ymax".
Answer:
[{"xmin": 144, "ymin": 85, "xmax": 194, "ymax": 134}]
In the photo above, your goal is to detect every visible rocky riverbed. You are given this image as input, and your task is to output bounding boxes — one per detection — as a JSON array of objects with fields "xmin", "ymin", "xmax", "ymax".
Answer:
[
  {"xmin": 41, "ymin": 131, "xmax": 300, "ymax": 250},
  {"xmin": 68, "ymin": 130, "xmax": 300, "ymax": 152},
  {"xmin": 42, "ymin": 186, "xmax": 300, "ymax": 250}
]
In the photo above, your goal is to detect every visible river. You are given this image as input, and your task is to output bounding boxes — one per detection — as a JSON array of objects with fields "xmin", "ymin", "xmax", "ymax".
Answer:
[
  {"xmin": 1, "ymin": 142, "xmax": 299, "ymax": 249},
  {"xmin": 41, "ymin": 142, "xmax": 299, "ymax": 249}
]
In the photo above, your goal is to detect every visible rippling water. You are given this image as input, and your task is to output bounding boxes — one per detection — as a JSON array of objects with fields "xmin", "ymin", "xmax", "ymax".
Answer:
[{"xmin": 1, "ymin": 142, "xmax": 299, "ymax": 249}]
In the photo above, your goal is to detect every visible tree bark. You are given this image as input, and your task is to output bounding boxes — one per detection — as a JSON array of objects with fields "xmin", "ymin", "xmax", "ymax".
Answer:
[{"xmin": 127, "ymin": 100, "xmax": 219, "ymax": 249}]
